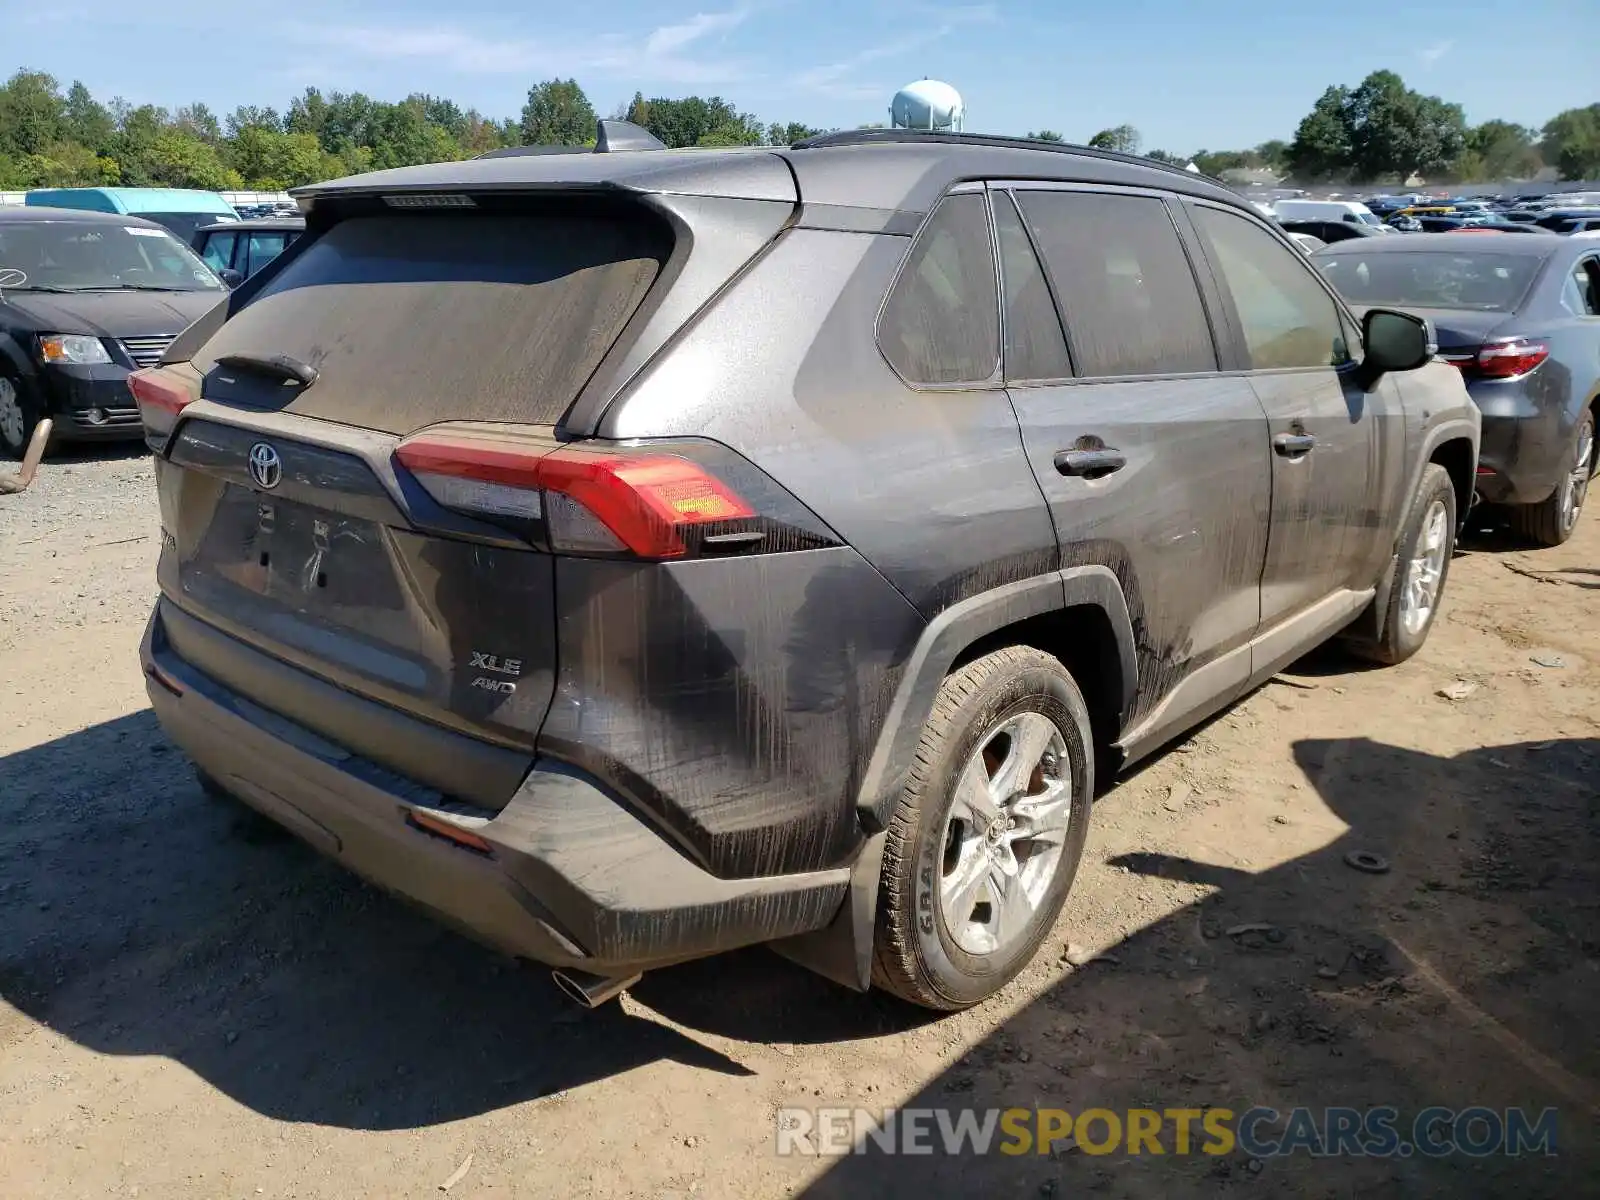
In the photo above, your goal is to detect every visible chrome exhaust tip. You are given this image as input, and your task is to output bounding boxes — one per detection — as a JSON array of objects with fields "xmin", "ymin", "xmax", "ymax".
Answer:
[{"xmin": 551, "ymin": 967, "xmax": 642, "ymax": 1009}]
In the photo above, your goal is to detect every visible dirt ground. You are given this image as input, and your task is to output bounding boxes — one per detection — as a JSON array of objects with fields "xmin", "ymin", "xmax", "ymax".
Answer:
[{"xmin": 1, "ymin": 445, "xmax": 1596, "ymax": 1200}]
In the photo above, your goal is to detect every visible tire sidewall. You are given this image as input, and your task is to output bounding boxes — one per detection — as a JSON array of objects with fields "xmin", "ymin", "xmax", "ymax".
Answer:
[
  {"xmin": 1387, "ymin": 466, "xmax": 1457, "ymax": 659},
  {"xmin": 0, "ymin": 369, "xmax": 35, "ymax": 459},
  {"xmin": 907, "ymin": 662, "xmax": 1093, "ymax": 1007}
]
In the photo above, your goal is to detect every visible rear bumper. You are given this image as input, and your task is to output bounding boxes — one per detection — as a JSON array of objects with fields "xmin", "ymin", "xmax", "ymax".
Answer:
[
  {"xmin": 1469, "ymin": 378, "xmax": 1572, "ymax": 507},
  {"xmin": 141, "ymin": 606, "xmax": 851, "ymax": 976}
]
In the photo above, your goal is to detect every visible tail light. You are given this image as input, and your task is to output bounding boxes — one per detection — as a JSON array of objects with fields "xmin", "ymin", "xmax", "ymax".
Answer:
[
  {"xmin": 395, "ymin": 425, "xmax": 831, "ymax": 561},
  {"xmin": 1464, "ymin": 338, "xmax": 1550, "ymax": 380},
  {"xmin": 128, "ymin": 366, "xmax": 200, "ymax": 451}
]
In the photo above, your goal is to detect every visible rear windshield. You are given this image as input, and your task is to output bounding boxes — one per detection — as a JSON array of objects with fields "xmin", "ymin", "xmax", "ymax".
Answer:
[
  {"xmin": 195, "ymin": 209, "xmax": 668, "ymax": 433},
  {"xmin": 1315, "ymin": 250, "xmax": 1542, "ymax": 312}
]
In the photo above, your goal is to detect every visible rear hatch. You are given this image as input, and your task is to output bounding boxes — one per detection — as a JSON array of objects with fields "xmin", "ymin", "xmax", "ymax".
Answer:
[{"xmin": 149, "ymin": 197, "xmax": 676, "ymax": 808}]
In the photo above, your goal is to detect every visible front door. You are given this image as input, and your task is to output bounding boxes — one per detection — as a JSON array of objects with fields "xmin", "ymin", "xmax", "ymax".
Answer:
[
  {"xmin": 1183, "ymin": 201, "xmax": 1404, "ymax": 632},
  {"xmin": 995, "ymin": 184, "xmax": 1273, "ymax": 733}
]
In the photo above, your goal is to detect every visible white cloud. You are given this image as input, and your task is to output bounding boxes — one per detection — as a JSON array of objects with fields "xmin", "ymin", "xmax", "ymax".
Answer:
[
  {"xmin": 795, "ymin": 9, "xmax": 996, "ymax": 100},
  {"xmin": 1417, "ymin": 39, "xmax": 1453, "ymax": 67},
  {"xmin": 288, "ymin": 8, "xmax": 755, "ymax": 87},
  {"xmin": 645, "ymin": 9, "xmax": 749, "ymax": 57}
]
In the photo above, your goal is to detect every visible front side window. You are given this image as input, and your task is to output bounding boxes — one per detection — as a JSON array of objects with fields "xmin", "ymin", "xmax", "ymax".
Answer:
[
  {"xmin": 1015, "ymin": 190, "xmax": 1216, "ymax": 378},
  {"xmin": 244, "ymin": 232, "xmax": 289, "ymax": 275},
  {"xmin": 879, "ymin": 192, "xmax": 1000, "ymax": 385},
  {"xmin": 1191, "ymin": 205, "xmax": 1350, "ymax": 370},
  {"xmin": 200, "ymin": 231, "xmax": 237, "ymax": 272}
]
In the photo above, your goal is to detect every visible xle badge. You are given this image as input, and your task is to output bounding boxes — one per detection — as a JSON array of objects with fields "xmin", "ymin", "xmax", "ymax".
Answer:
[{"xmin": 468, "ymin": 650, "xmax": 522, "ymax": 694}]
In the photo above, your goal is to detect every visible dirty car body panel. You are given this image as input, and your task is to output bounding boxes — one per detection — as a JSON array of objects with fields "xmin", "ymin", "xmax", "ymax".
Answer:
[{"xmin": 138, "ymin": 130, "xmax": 1480, "ymax": 989}]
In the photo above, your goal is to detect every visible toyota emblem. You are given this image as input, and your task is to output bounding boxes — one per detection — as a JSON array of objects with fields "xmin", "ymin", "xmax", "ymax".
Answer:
[{"xmin": 248, "ymin": 442, "xmax": 282, "ymax": 490}]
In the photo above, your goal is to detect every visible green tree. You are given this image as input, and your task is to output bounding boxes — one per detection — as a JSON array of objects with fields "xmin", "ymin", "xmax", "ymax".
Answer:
[
  {"xmin": 638, "ymin": 96, "xmax": 749, "ymax": 148},
  {"xmin": 0, "ymin": 70, "xmax": 66, "ymax": 158},
  {"xmin": 1145, "ymin": 149, "xmax": 1184, "ymax": 166},
  {"xmin": 144, "ymin": 131, "xmax": 241, "ymax": 190},
  {"xmin": 15, "ymin": 140, "xmax": 119, "ymax": 187},
  {"xmin": 227, "ymin": 127, "xmax": 325, "ymax": 188},
  {"xmin": 110, "ymin": 104, "xmax": 169, "ymax": 185},
  {"xmin": 1285, "ymin": 86, "xmax": 1352, "ymax": 182},
  {"xmin": 1465, "ymin": 120, "xmax": 1540, "ymax": 180},
  {"xmin": 225, "ymin": 105, "xmax": 281, "ymax": 137},
  {"xmin": 520, "ymin": 79, "xmax": 595, "ymax": 146},
  {"xmin": 766, "ymin": 120, "xmax": 823, "ymax": 146},
  {"xmin": 1542, "ymin": 105, "xmax": 1600, "ymax": 181},
  {"xmin": 285, "ymin": 87, "xmax": 330, "ymax": 141},
  {"xmin": 1255, "ymin": 139, "xmax": 1288, "ymax": 171},
  {"xmin": 173, "ymin": 103, "xmax": 221, "ymax": 144},
  {"xmin": 62, "ymin": 81, "xmax": 114, "ymax": 155},
  {"xmin": 1087, "ymin": 124, "xmax": 1140, "ymax": 153},
  {"xmin": 1344, "ymin": 70, "xmax": 1465, "ymax": 182},
  {"xmin": 1026, "ymin": 129, "xmax": 1065, "ymax": 143}
]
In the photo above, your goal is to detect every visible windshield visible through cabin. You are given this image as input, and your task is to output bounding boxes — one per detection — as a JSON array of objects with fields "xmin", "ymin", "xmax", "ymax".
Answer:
[{"xmin": 0, "ymin": 221, "xmax": 224, "ymax": 292}]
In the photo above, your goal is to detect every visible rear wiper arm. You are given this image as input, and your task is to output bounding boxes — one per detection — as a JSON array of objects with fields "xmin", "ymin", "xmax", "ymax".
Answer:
[{"xmin": 213, "ymin": 352, "xmax": 320, "ymax": 387}]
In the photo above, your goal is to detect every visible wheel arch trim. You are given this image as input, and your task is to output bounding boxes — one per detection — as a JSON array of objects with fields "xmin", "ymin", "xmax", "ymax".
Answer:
[{"xmin": 853, "ymin": 565, "xmax": 1136, "ymax": 834}]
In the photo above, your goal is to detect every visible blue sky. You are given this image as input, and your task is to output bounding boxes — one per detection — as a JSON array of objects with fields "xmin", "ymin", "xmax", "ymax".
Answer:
[{"xmin": 3, "ymin": 0, "xmax": 1597, "ymax": 152}]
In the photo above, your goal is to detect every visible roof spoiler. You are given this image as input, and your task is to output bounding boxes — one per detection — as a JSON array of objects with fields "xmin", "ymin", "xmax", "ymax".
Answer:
[{"xmin": 474, "ymin": 119, "xmax": 666, "ymax": 161}]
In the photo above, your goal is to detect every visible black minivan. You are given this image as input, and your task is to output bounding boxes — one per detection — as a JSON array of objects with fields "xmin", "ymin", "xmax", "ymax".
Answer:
[{"xmin": 0, "ymin": 207, "xmax": 226, "ymax": 456}]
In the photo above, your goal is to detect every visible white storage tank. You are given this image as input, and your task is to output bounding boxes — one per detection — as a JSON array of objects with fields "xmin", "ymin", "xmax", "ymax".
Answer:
[{"xmin": 890, "ymin": 80, "xmax": 965, "ymax": 132}]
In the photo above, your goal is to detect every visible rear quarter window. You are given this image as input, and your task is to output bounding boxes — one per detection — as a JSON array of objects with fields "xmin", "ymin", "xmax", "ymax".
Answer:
[
  {"xmin": 194, "ymin": 208, "xmax": 669, "ymax": 434},
  {"xmin": 878, "ymin": 192, "xmax": 1000, "ymax": 385}
]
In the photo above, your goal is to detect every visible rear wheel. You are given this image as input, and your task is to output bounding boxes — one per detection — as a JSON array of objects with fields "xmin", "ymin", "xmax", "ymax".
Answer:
[
  {"xmin": 872, "ymin": 647, "xmax": 1093, "ymax": 1010},
  {"xmin": 0, "ymin": 370, "xmax": 40, "ymax": 461},
  {"xmin": 1510, "ymin": 410, "xmax": 1594, "ymax": 548},
  {"xmin": 1349, "ymin": 463, "xmax": 1456, "ymax": 666}
]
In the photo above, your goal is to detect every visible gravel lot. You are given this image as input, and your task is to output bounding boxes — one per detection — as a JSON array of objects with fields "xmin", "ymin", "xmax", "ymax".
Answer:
[{"xmin": 1, "ymin": 444, "xmax": 1597, "ymax": 1199}]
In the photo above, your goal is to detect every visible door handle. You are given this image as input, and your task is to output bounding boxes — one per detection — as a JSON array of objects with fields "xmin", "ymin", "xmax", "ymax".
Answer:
[
  {"xmin": 1054, "ymin": 447, "xmax": 1127, "ymax": 479},
  {"xmin": 1273, "ymin": 432, "xmax": 1316, "ymax": 457}
]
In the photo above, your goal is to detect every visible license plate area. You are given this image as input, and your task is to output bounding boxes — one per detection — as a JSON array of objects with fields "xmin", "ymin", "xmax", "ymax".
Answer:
[{"xmin": 199, "ymin": 485, "xmax": 403, "ymax": 613}]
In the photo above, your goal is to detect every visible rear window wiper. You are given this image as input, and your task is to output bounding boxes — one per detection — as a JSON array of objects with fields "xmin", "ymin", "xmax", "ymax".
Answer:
[{"xmin": 213, "ymin": 352, "xmax": 320, "ymax": 387}]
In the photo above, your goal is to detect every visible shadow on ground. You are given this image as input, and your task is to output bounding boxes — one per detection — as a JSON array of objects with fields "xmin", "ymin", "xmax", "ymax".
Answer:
[
  {"xmin": 0, "ymin": 710, "xmax": 913, "ymax": 1130},
  {"xmin": 799, "ymin": 734, "xmax": 1600, "ymax": 1199},
  {"xmin": 3, "ymin": 709, "xmax": 1597, "ymax": 1198}
]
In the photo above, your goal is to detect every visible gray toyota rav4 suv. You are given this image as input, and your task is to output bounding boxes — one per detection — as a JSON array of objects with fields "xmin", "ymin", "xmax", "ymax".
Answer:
[{"xmin": 134, "ymin": 125, "xmax": 1479, "ymax": 1011}]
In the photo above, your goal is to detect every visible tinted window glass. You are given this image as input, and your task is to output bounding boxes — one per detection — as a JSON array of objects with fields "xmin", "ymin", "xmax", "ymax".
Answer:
[
  {"xmin": 1567, "ymin": 260, "xmax": 1600, "ymax": 316},
  {"xmin": 1191, "ymin": 205, "xmax": 1350, "ymax": 369},
  {"xmin": 1316, "ymin": 249, "xmax": 1540, "ymax": 313},
  {"xmin": 879, "ymin": 193, "xmax": 1000, "ymax": 385},
  {"xmin": 195, "ymin": 210, "xmax": 667, "ymax": 433},
  {"xmin": 244, "ymin": 232, "xmax": 288, "ymax": 275},
  {"xmin": 200, "ymin": 231, "xmax": 236, "ymax": 272},
  {"xmin": 994, "ymin": 191, "xmax": 1070, "ymax": 381},
  {"xmin": 1015, "ymin": 191, "xmax": 1216, "ymax": 377}
]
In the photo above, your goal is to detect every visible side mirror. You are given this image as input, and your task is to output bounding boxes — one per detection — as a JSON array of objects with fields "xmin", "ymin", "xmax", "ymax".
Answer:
[
  {"xmin": 218, "ymin": 268, "xmax": 244, "ymax": 288},
  {"xmin": 1358, "ymin": 308, "xmax": 1434, "ymax": 387}
]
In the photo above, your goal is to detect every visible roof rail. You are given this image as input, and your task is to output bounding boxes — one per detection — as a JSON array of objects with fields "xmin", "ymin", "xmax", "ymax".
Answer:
[
  {"xmin": 475, "ymin": 119, "xmax": 666, "ymax": 161},
  {"xmin": 789, "ymin": 128, "xmax": 1207, "ymax": 184}
]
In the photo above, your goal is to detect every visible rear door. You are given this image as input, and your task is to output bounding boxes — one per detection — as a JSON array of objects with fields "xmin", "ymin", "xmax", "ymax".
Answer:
[
  {"xmin": 1184, "ymin": 200, "xmax": 1405, "ymax": 629},
  {"xmin": 997, "ymin": 184, "xmax": 1272, "ymax": 729},
  {"xmin": 154, "ymin": 202, "xmax": 674, "ymax": 807}
]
